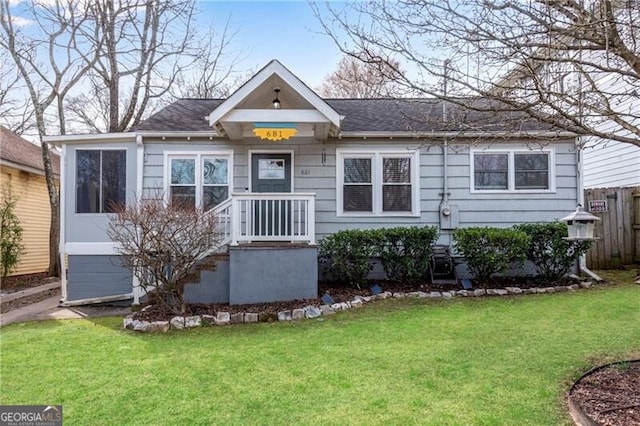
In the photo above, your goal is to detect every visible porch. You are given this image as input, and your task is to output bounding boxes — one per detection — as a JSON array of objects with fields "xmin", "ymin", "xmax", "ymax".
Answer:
[
  {"xmin": 212, "ymin": 192, "xmax": 316, "ymax": 247},
  {"xmin": 187, "ymin": 192, "xmax": 318, "ymax": 305}
]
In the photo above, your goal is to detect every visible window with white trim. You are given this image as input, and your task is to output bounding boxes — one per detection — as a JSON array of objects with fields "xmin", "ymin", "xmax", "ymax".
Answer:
[
  {"xmin": 338, "ymin": 150, "xmax": 419, "ymax": 215},
  {"xmin": 76, "ymin": 149, "xmax": 126, "ymax": 213},
  {"xmin": 472, "ymin": 150, "xmax": 552, "ymax": 191},
  {"xmin": 167, "ymin": 153, "xmax": 231, "ymax": 210}
]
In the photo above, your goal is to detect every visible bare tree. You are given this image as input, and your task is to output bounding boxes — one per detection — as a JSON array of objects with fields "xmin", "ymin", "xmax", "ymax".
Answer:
[
  {"xmin": 312, "ymin": 0, "xmax": 640, "ymax": 147},
  {"xmin": 1, "ymin": 0, "xmax": 100, "ymax": 275},
  {"xmin": 66, "ymin": 0, "xmax": 202, "ymax": 132},
  {"xmin": 107, "ymin": 198, "xmax": 222, "ymax": 315},
  {"xmin": 319, "ymin": 54, "xmax": 403, "ymax": 98},
  {"xmin": 0, "ymin": 53, "xmax": 35, "ymax": 135},
  {"xmin": 170, "ymin": 19, "xmax": 245, "ymax": 99}
]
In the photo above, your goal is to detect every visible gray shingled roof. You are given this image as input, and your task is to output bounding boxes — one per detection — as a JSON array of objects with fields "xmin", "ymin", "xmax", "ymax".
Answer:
[
  {"xmin": 0, "ymin": 126, "xmax": 60, "ymax": 175},
  {"xmin": 133, "ymin": 98, "xmax": 555, "ymax": 133}
]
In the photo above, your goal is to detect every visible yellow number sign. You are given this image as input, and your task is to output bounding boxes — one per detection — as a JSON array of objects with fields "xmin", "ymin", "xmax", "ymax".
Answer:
[{"xmin": 253, "ymin": 123, "xmax": 298, "ymax": 141}]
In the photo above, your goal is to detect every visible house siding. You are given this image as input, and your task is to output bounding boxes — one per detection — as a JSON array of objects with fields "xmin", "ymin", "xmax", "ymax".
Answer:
[
  {"xmin": 66, "ymin": 255, "xmax": 132, "ymax": 301},
  {"xmin": 1, "ymin": 165, "xmax": 56, "ymax": 276},
  {"xmin": 141, "ymin": 136, "xmax": 579, "ymax": 241},
  {"xmin": 583, "ymin": 139, "xmax": 640, "ymax": 188}
]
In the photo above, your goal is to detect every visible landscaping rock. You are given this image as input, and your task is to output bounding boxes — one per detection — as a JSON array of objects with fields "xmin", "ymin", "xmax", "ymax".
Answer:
[
  {"xmin": 304, "ymin": 305, "xmax": 322, "ymax": 319},
  {"xmin": 362, "ymin": 296, "xmax": 375, "ymax": 302},
  {"xmin": 495, "ymin": 289, "xmax": 508, "ymax": 296},
  {"xmin": 230, "ymin": 313, "xmax": 244, "ymax": 324},
  {"xmin": 554, "ymin": 286, "xmax": 569, "ymax": 292},
  {"xmin": 429, "ymin": 291, "xmax": 442, "ymax": 298},
  {"xmin": 331, "ymin": 303, "xmax": 345, "ymax": 311},
  {"xmin": 486, "ymin": 289, "xmax": 497, "ymax": 295},
  {"xmin": 170, "ymin": 316, "xmax": 185, "ymax": 329},
  {"xmin": 442, "ymin": 292, "xmax": 453, "ymax": 299},
  {"xmin": 259, "ymin": 312, "xmax": 278, "ymax": 322},
  {"xmin": 123, "ymin": 316, "xmax": 135, "ymax": 330},
  {"xmin": 350, "ymin": 299, "xmax": 363, "ymax": 308},
  {"xmin": 378, "ymin": 291, "xmax": 392, "ymax": 300},
  {"xmin": 201, "ymin": 315, "xmax": 215, "ymax": 326},
  {"xmin": 456, "ymin": 290, "xmax": 469, "ymax": 297},
  {"xmin": 184, "ymin": 316, "xmax": 202, "ymax": 328},
  {"xmin": 505, "ymin": 287, "xmax": 523, "ymax": 294},
  {"xmin": 417, "ymin": 291, "xmax": 429, "ymax": 298},
  {"xmin": 134, "ymin": 320, "xmax": 151, "ymax": 332},
  {"xmin": 292, "ymin": 309, "xmax": 305, "ymax": 320},
  {"xmin": 320, "ymin": 305, "xmax": 335, "ymax": 315},
  {"xmin": 473, "ymin": 289, "xmax": 486, "ymax": 297},
  {"xmin": 580, "ymin": 281, "xmax": 593, "ymax": 289},
  {"xmin": 214, "ymin": 312, "xmax": 230, "ymax": 325},
  {"xmin": 145, "ymin": 321, "xmax": 170, "ymax": 333},
  {"xmin": 406, "ymin": 291, "xmax": 421, "ymax": 298},
  {"xmin": 277, "ymin": 310, "xmax": 292, "ymax": 321},
  {"xmin": 244, "ymin": 313, "xmax": 258, "ymax": 323},
  {"xmin": 393, "ymin": 292, "xmax": 406, "ymax": 298},
  {"xmin": 568, "ymin": 284, "xmax": 580, "ymax": 291},
  {"xmin": 353, "ymin": 295, "xmax": 366, "ymax": 302},
  {"xmin": 523, "ymin": 288, "xmax": 537, "ymax": 294}
]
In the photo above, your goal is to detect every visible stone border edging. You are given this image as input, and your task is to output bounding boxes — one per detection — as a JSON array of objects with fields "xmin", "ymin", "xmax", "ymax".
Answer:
[
  {"xmin": 567, "ymin": 359, "xmax": 640, "ymax": 426},
  {"xmin": 124, "ymin": 281, "xmax": 596, "ymax": 332}
]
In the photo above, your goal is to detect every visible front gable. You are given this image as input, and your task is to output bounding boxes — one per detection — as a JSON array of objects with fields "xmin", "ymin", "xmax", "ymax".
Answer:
[{"xmin": 207, "ymin": 60, "xmax": 342, "ymax": 140}]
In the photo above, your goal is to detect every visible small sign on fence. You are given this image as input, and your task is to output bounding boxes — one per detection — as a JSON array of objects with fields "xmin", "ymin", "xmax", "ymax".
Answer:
[{"xmin": 588, "ymin": 200, "xmax": 608, "ymax": 213}]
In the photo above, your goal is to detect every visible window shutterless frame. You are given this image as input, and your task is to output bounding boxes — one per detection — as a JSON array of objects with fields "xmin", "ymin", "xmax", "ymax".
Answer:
[
  {"xmin": 164, "ymin": 151, "xmax": 233, "ymax": 210},
  {"xmin": 75, "ymin": 148, "xmax": 127, "ymax": 214},
  {"xmin": 469, "ymin": 148, "xmax": 555, "ymax": 193},
  {"xmin": 336, "ymin": 149, "xmax": 420, "ymax": 217}
]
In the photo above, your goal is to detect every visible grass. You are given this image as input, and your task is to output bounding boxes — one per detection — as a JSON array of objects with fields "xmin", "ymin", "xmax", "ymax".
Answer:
[{"xmin": 1, "ymin": 270, "xmax": 639, "ymax": 425}]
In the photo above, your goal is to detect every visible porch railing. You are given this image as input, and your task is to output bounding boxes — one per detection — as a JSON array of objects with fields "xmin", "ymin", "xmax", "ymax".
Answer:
[{"xmin": 230, "ymin": 193, "xmax": 316, "ymax": 245}]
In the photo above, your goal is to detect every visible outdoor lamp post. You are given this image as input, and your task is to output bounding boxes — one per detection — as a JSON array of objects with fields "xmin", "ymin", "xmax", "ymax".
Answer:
[{"xmin": 560, "ymin": 205, "xmax": 601, "ymax": 240}]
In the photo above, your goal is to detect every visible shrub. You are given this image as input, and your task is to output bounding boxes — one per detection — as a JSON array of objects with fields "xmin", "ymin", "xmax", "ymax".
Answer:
[
  {"xmin": 319, "ymin": 229, "xmax": 378, "ymax": 288},
  {"xmin": 452, "ymin": 227, "xmax": 530, "ymax": 284},
  {"xmin": 1, "ymin": 184, "xmax": 24, "ymax": 278},
  {"xmin": 514, "ymin": 222, "xmax": 592, "ymax": 282},
  {"xmin": 374, "ymin": 226, "xmax": 439, "ymax": 285}
]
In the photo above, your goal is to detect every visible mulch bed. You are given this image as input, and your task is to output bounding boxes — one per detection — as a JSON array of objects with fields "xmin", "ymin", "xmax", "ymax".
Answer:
[
  {"xmin": 570, "ymin": 361, "xmax": 640, "ymax": 426},
  {"xmin": 133, "ymin": 276, "xmax": 578, "ymax": 322},
  {"xmin": 0, "ymin": 287, "xmax": 61, "ymax": 313},
  {"xmin": 1, "ymin": 273, "xmax": 56, "ymax": 292}
]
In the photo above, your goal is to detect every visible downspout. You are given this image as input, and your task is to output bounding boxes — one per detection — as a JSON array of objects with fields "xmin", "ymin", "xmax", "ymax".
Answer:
[
  {"xmin": 59, "ymin": 144, "xmax": 67, "ymax": 303},
  {"xmin": 132, "ymin": 134, "xmax": 144, "ymax": 305},
  {"xmin": 575, "ymin": 139, "xmax": 603, "ymax": 282}
]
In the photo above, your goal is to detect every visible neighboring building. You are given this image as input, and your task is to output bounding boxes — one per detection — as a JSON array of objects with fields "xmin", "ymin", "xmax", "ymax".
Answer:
[
  {"xmin": 46, "ymin": 60, "xmax": 582, "ymax": 306},
  {"xmin": 0, "ymin": 126, "xmax": 59, "ymax": 277}
]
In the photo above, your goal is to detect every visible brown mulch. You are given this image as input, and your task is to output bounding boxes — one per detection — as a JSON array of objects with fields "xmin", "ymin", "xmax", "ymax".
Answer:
[
  {"xmin": 132, "ymin": 276, "xmax": 581, "ymax": 322},
  {"xmin": 1, "ymin": 273, "xmax": 56, "ymax": 292},
  {"xmin": 570, "ymin": 361, "xmax": 640, "ymax": 426}
]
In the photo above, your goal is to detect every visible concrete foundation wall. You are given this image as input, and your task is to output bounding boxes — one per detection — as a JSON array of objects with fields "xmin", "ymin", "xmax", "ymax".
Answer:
[
  {"xmin": 184, "ymin": 258, "xmax": 230, "ymax": 304},
  {"xmin": 229, "ymin": 246, "xmax": 318, "ymax": 305}
]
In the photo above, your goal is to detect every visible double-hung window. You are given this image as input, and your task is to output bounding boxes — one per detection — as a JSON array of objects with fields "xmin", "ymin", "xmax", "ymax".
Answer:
[
  {"xmin": 338, "ymin": 150, "xmax": 419, "ymax": 216},
  {"xmin": 76, "ymin": 149, "xmax": 126, "ymax": 213},
  {"xmin": 472, "ymin": 150, "xmax": 553, "ymax": 192},
  {"xmin": 167, "ymin": 153, "xmax": 231, "ymax": 210}
]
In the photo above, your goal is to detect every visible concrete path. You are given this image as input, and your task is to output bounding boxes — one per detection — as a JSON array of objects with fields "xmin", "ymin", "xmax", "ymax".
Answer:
[{"xmin": 1, "ymin": 282, "xmax": 131, "ymax": 327}]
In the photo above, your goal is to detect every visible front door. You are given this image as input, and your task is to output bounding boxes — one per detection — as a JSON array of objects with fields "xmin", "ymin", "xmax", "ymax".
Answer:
[{"xmin": 251, "ymin": 153, "xmax": 292, "ymax": 237}]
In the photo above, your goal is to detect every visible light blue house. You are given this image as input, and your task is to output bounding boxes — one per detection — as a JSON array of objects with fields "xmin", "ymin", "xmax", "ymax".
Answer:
[{"xmin": 47, "ymin": 60, "xmax": 583, "ymax": 306}]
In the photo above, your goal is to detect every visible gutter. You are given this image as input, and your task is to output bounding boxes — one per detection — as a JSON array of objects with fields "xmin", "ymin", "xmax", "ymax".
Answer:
[
  {"xmin": 338, "ymin": 130, "xmax": 578, "ymax": 139},
  {"xmin": 59, "ymin": 145, "xmax": 67, "ymax": 303}
]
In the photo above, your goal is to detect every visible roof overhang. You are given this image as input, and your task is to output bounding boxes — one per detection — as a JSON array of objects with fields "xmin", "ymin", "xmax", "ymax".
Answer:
[{"xmin": 207, "ymin": 60, "xmax": 342, "ymax": 140}]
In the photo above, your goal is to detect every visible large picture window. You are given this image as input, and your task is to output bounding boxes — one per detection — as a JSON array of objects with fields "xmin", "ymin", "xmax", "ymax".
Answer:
[
  {"xmin": 472, "ymin": 150, "xmax": 553, "ymax": 192},
  {"xmin": 338, "ymin": 150, "xmax": 419, "ymax": 216},
  {"xmin": 76, "ymin": 149, "xmax": 126, "ymax": 213},
  {"xmin": 167, "ymin": 153, "xmax": 230, "ymax": 210}
]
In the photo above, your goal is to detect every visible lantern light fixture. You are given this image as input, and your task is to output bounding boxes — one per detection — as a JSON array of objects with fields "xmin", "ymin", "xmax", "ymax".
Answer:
[{"xmin": 272, "ymin": 88, "xmax": 281, "ymax": 109}]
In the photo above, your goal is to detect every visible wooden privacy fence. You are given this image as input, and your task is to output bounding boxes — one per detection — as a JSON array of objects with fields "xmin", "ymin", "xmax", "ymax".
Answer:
[{"xmin": 584, "ymin": 186, "xmax": 640, "ymax": 269}]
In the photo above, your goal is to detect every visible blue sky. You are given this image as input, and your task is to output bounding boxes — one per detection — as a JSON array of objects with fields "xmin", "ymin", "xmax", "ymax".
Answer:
[{"xmin": 198, "ymin": 1, "xmax": 345, "ymax": 89}]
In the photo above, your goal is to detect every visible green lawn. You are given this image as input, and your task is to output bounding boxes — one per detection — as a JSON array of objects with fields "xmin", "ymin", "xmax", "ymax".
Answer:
[{"xmin": 1, "ymin": 271, "xmax": 639, "ymax": 425}]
